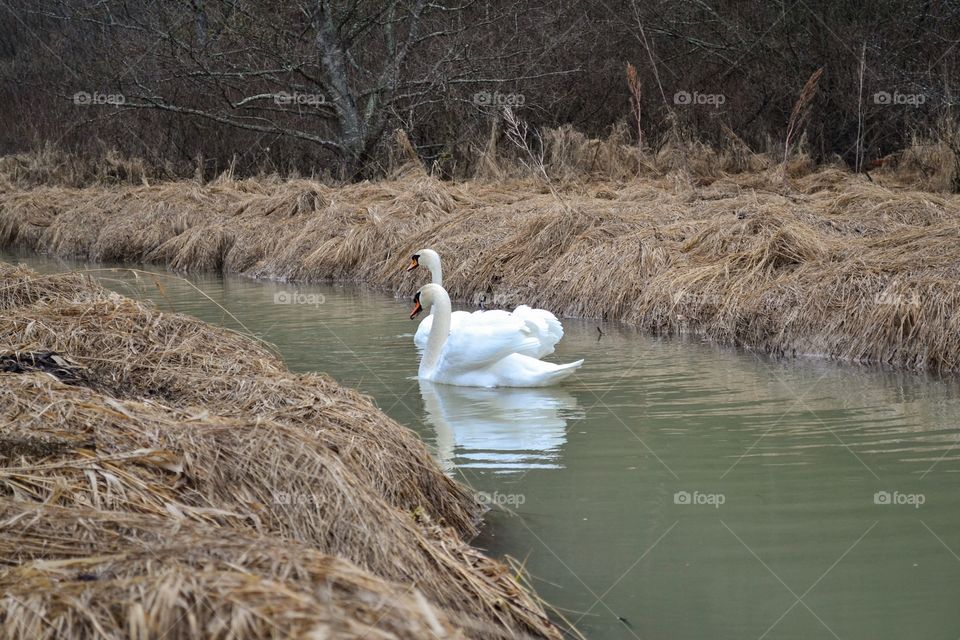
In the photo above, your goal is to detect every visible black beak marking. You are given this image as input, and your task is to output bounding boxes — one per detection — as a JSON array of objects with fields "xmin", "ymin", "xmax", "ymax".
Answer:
[{"xmin": 410, "ymin": 291, "xmax": 424, "ymax": 319}]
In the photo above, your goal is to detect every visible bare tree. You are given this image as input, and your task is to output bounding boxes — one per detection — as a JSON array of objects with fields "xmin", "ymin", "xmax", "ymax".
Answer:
[
  {"xmin": 2, "ymin": 0, "xmax": 958, "ymax": 179},
  {"xmin": 30, "ymin": 0, "xmax": 577, "ymax": 177}
]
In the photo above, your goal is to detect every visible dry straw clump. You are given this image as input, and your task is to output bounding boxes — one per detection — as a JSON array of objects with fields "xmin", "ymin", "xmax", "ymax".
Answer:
[
  {"xmin": 0, "ymin": 263, "xmax": 566, "ymax": 639},
  {"xmin": 0, "ymin": 143, "xmax": 152, "ymax": 190},
  {"xmin": 1, "ymin": 500, "xmax": 467, "ymax": 640},
  {"xmin": 2, "ymin": 164, "xmax": 960, "ymax": 371},
  {"xmin": 887, "ymin": 117, "xmax": 960, "ymax": 193}
]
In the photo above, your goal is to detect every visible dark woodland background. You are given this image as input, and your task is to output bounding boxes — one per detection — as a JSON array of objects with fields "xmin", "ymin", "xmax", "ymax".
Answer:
[{"xmin": 0, "ymin": 0, "xmax": 957, "ymax": 181}]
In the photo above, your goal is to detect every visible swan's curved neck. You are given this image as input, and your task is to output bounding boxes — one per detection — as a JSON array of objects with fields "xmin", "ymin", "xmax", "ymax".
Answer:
[
  {"xmin": 423, "ymin": 254, "xmax": 442, "ymax": 285},
  {"xmin": 420, "ymin": 291, "xmax": 451, "ymax": 375}
]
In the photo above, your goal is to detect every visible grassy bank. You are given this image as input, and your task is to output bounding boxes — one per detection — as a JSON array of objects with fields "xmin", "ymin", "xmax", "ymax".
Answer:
[
  {"xmin": 2, "ymin": 166, "xmax": 960, "ymax": 371},
  {"xmin": 0, "ymin": 263, "xmax": 566, "ymax": 639}
]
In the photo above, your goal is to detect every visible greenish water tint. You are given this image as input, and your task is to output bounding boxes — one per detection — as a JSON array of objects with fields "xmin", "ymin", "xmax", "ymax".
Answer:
[{"xmin": 6, "ymin": 250, "xmax": 960, "ymax": 639}]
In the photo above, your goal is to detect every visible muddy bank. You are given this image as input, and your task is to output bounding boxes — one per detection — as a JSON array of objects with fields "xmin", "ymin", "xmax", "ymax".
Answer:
[
  {"xmin": 2, "ymin": 169, "xmax": 960, "ymax": 371},
  {"xmin": 0, "ymin": 263, "xmax": 566, "ymax": 639}
]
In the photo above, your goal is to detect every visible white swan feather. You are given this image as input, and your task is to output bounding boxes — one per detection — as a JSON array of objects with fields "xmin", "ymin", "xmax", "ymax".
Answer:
[
  {"xmin": 411, "ymin": 283, "xmax": 582, "ymax": 388},
  {"xmin": 408, "ymin": 248, "xmax": 563, "ymax": 357}
]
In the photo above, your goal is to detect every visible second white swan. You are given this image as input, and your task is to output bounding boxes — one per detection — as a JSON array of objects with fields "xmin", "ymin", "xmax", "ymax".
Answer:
[
  {"xmin": 407, "ymin": 248, "xmax": 563, "ymax": 358},
  {"xmin": 410, "ymin": 283, "xmax": 583, "ymax": 388}
]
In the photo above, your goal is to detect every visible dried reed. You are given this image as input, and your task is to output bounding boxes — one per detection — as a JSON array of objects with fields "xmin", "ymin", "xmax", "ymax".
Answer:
[
  {"xmin": 1, "ymin": 165, "xmax": 959, "ymax": 371},
  {"xmin": 0, "ymin": 262, "xmax": 567, "ymax": 639},
  {"xmin": 782, "ymin": 68, "xmax": 824, "ymax": 174}
]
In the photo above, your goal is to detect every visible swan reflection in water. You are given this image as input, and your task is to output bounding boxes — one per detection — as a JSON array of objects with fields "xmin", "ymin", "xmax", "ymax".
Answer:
[{"xmin": 418, "ymin": 380, "xmax": 583, "ymax": 474}]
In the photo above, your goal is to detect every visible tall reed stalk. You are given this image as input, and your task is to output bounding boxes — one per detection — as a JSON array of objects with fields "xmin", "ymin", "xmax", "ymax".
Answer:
[{"xmin": 782, "ymin": 68, "xmax": 824, "ymax": 175}]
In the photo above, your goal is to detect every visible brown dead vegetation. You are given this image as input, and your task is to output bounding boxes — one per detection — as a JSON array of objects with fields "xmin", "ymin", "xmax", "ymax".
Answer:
[
  {"xmin": 1, "ymin": 137, "xmax": 959, "ymax": 371},
  {"xmin": 0, "ymin": 263, "xmax": 566, "ymax": 639}
]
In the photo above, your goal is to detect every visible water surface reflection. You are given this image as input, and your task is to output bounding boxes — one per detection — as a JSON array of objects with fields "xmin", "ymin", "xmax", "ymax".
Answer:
[{"xmin": 418, "ymin": 380, "xmax": 582, "ymax": 472}]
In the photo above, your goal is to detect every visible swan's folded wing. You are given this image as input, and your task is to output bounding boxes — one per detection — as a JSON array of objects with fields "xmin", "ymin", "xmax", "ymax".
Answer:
[
  {"xmin": 467, "ymin": 309, "xmax": 512, "ymax": 321},
  {"xmin": 438, "ymin": 314, "xmax": 540, "ymax": 373},
  {"xmin": 512, "ymin": 306, "xmax": 564, "ymax": 352}
]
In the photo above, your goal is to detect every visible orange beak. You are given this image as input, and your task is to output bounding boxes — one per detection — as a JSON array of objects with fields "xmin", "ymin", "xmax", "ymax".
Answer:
[
  {"xmin": 410, "ymin": 299, "xmax": 423, "ymax": 319},
  {"xmin": 406, "ymin": 257, "xmax": 419, "ymax": 272}
]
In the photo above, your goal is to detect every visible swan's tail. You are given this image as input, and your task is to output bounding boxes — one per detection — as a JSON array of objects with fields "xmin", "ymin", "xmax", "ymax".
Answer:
[{"xmin": 540, "ymin": 358, "xmax": 583, "ymax": 385}]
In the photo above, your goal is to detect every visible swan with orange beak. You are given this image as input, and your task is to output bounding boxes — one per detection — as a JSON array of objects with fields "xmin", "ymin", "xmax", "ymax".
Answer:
[
  {"xmin": 409, "ymin": 283, "xmax": 582, "ymax": 388},
  {"xmin": 406, "ymin": 248, "xmax": 563, "ymax": 358}
]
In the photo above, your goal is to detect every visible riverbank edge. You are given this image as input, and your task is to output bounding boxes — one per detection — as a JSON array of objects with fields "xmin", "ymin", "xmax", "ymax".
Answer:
[
  {"xmin": 0, "ymin": 261, "xmax": 569, "ymax": 639},
  {"xmin": 1, "ymin": 169, "xmax": 959, "ymax": 372}
]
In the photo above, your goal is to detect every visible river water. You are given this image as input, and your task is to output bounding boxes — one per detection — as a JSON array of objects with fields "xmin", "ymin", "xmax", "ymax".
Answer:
[{"xmin": 5, "ymin": 250, "xmax": 960, "ymax": 640}]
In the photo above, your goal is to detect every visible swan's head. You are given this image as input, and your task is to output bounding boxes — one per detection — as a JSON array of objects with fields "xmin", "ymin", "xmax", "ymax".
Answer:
[
  {"xmin": 409, "ymin": 283, "xmax": 444, "ymax": 319},
  {"xmin": 410, "ymin": 290, "xmax": 424, "ymax": 319},
  {"xmin": 406, "ymin": 248, "xmax": 440, "ymax": 273}
]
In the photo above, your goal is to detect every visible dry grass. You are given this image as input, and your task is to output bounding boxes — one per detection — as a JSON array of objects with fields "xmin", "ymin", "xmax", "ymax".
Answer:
[
  {"xmin": 3, "ymin": 120, "xmax": 958, "ymax": 190},
  {"xmin": 2, "ymin": 164, "xmax": 960, "ymax": 371},
  {"xmin": 889, "ymin": 118, "xmax": 960, "ymax": 193},
  {"xmin": 781, "ymin": 68, "xmax": 824, "ymax": 172},
  {"xmin": 0, "ymin": 263, "xmax": 566, "ymax": 639},
  {"xmin": 1, "ymin": 500, "xmax": 471, "ymax": 640},
  {"xmin": 0, "ymin": 143, "xmax": 153, "ymax": 189}
]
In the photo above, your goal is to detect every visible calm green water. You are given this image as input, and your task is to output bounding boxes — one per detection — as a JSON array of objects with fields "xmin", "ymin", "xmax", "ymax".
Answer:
[{"xmin": 6, "ymin": 250, "xmax": 960, "ymax": 640}]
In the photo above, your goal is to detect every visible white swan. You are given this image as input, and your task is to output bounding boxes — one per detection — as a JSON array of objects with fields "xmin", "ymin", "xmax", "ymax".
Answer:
[
  {"xmin": 407, "ymin": 248, "xmax": 563, "ymax": 358},
  {"xmin": 410, "ymin": 283, "xmax": 583, "ymax": 388}
]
